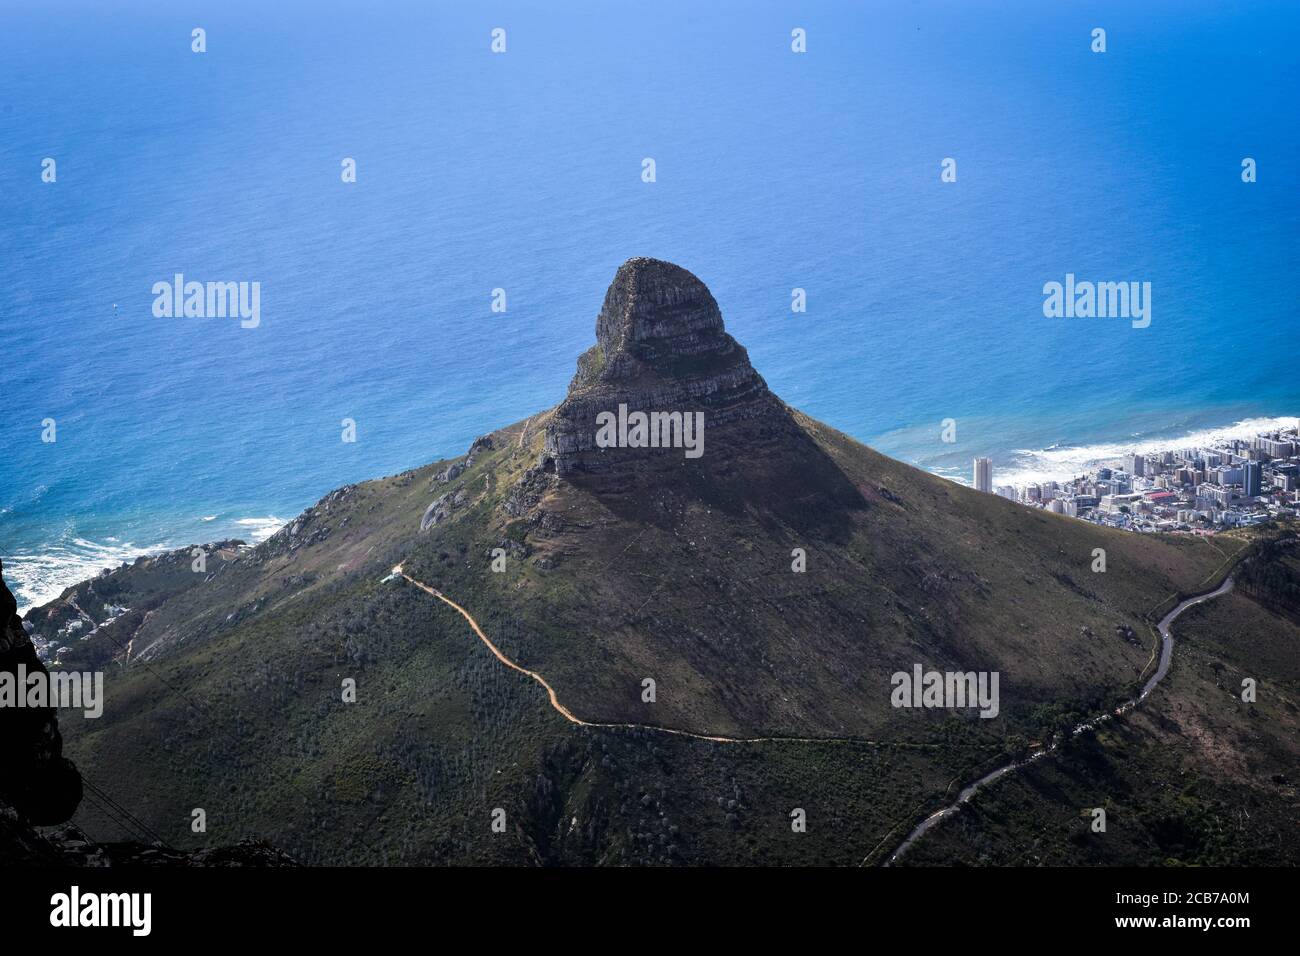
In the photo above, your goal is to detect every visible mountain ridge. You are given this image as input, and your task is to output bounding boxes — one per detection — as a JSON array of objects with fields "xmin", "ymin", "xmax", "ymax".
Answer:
[{"xmin": 19, "ymin": 257, "xmax": 1269, "ymax": 865}]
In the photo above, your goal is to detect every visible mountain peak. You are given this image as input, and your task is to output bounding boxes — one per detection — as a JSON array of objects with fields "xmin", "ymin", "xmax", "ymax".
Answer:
[
  {"xmin": 543, "ymin": 259, "xmax": 788, "ymax": 480},
  {"xmin": 570, "ymin": 257, "xmax": 759, "ymax": 392},
  {"xmin": 595, "ymin": 257, "xmax": 725, "ymax": 358}
]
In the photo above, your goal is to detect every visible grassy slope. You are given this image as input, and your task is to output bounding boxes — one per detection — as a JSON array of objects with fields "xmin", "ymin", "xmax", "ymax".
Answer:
[
  {"xmin": 895, "ymin": 548, "xmax": 1300, "ymax": 866},
  {"xmin": 399, "ymin": 410, "xmax": 1235, "ymax": 741},
  {"xmin": 49, "ymin": 409, "xmax": 1238, "ymax": 864}
]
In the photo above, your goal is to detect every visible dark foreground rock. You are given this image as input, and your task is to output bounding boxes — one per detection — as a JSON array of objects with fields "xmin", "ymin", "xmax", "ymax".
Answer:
[
  {"xmin": 0, "ymin": 558, "xmax": 83, "ymax": 825},
  {"xmin": 1, "ymin": 801, "xmax": 296, "ymax": 866}
]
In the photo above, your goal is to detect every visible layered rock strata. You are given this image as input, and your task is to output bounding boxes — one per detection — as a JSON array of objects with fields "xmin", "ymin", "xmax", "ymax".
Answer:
[{"xmin": 543, "ymin": 257, "xmax": 799, "ymax": 480}]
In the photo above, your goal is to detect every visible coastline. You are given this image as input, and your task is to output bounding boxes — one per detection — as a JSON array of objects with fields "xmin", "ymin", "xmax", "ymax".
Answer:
[
  {"xmin": 5, "ymin": 514, "xmax": 285, "ymax": 618},
  {"xmin": 921, "ymin": 413, "xmax": 1300, "ymax": 490},
  {"xmin": 6, "ymin": 411, "xmax": 1297, "ymax": 620}
]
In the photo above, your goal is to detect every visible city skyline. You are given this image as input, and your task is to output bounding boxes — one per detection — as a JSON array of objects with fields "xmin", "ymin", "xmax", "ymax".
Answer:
[{"xmin": 968, "ymin": 427, "xmax": 1300, "ymax": 534}]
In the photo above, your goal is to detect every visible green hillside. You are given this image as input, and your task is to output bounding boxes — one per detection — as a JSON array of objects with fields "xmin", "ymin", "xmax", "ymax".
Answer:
[
  {"xmin": 39, "ymin": 405, "xmax": 1241, "ymax": 864},
  {"xmin": 32, "ymin": 259, "xmax": 1270, "ymax": 866}
]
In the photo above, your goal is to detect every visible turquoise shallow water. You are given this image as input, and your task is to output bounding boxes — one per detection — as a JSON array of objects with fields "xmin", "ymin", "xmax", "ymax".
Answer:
[{"xmin": 1, "ymin": 0, "xmax": 1297, "ymax": 612}]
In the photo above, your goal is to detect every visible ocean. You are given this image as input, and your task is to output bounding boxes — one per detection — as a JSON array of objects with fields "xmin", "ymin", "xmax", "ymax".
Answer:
[{"xmin": 2, "ymin": 0, "xmax": 1297, "ymax": 614}]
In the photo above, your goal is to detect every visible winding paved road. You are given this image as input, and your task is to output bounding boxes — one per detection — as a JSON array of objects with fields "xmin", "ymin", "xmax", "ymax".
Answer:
[
  {"xmin": 1144, "ymin": 576, "xmax": 1234, "ymax": 699},
  {"xmin": 882, "ymin": 575, "xmax": 1236, "ymax": 865}
]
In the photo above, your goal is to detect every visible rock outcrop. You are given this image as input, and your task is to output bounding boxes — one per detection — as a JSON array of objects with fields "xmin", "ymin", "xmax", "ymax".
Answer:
[
  {"xmin": 0, "ymin": 559, "xmax": 83, "ymax": 826},
  {"xmin": 536, "ymin": 258, "xmax": 864, "ymax": 534},
  {"xmin": 543, "ymin": 257, "xmax": 798, "ymax": 480}
]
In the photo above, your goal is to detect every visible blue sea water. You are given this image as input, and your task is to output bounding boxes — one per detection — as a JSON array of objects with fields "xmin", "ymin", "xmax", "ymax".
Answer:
[{"xmin": 2, "ymin": 0, "xmax": 1297, "ymax": 613}]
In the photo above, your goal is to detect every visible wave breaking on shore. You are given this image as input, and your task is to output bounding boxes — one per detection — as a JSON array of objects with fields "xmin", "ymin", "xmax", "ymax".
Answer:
[
  {"xmin": 993, "ymin": 415, "xmax": 1299, "ymax": 488},
  {"xmin": 8, "ymin": 515, "xmax": 286, "ymax": 617},
  {"xmin": 931, "ymin": 414, "xmax": 1300, "ymax": 489}
]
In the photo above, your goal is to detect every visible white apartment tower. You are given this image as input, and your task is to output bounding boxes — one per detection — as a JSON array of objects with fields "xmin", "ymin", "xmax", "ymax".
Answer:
[{"xmin": 974, "ymin": 456, "xmax": 993, "ymax": 493}]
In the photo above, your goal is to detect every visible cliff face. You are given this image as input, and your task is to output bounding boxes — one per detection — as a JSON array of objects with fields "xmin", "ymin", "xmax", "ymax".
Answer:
[
  {"xmin": 536, "ymin": 258, "xmax": 866, "ymax": 539},
  {"xmin": 0, "ymin": 559, "xmax": 82, "ymax": 825},
  {"xmin": 543, "ymin": 258, "xmax": 798, "ymax": 479}
]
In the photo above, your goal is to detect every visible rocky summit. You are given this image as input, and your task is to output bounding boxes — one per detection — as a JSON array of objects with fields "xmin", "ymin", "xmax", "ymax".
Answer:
[{"xmin": 543, "ymin": 258, "xmax": 798, "ymax": 480}]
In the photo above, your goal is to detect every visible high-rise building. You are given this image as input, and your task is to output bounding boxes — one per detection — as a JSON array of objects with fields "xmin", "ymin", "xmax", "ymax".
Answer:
[
  {"xmin": 1258, "ymin": 437, "xmax": 1295, "ymax": 457},
  {"xmin": 1243, "ymin": 460, "xmax": 1262, "ymax": 497},
  {"xmin": 973, "ymin": 457, "xmax": 992, "ymax": 493},
  {"xmin": 1127, "ymin": 454, "xmax": 1144, "ymax": 477}
]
